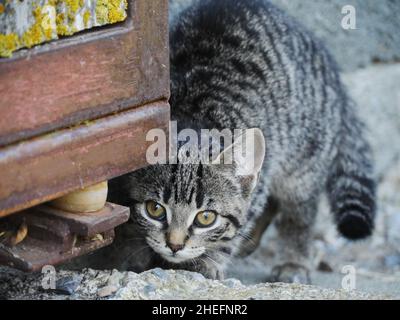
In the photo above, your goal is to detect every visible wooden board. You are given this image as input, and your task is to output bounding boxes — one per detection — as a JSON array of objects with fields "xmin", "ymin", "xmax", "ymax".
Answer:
[
  {"xmin": 0, "ymin": 202, "xmax": 130, "ymax": 272},
  {"xmin": 0, "ymin": 100, "xmax": 170, "ymax": 217},
  {"xmin": 0, "ymin": 0, "xmax": 169, "ymax": 146}
]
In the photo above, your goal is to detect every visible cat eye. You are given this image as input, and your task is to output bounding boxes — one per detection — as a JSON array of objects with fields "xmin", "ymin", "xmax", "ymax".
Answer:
[
  {"xmin": 145, "ymin": 200, "xmax": 166, "ymax": 221},
  {"xmin": 194, "ymin": 211, "xmax": 217, "ymax": 228}
]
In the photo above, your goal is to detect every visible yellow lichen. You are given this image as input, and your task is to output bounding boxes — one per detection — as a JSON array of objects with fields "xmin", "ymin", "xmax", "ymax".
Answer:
[
  {"xmin": 56, "ymin": 12, "xmax": 72, "ymax": 36},
  {"xmin": 83, "ymin": 10, "xmax": 91, "ymax": 27},
  {"xmin": 41, "ymin": 5, "xmax": 56, "ymax": 40},
  {"xmin": 56, "ymin": 12, "xmax": 65, "ymax": 26},
  {"xmin": 43, "ymin": 26, "xmax": 53, "ymax": 40},
  {"xmin": 95, "ymin": 1, "xmax": 108, "ymax": 25},
  {"xmin": 0, "ymin": 33, "xmax": 20, "ymax": 57},
  {"xmin": 65, "ymin": 0, "xmax": 80, "ymax": 14},
  {"xmin": 96, "ymin": 0, "xmax": 127, "ymax": 25},
  {"xmin": 67, "ymin": 12, "xmax": 75, "ymax": 23},
  {"xmin": 1, "ymin": 0, "xmax": 129, "ymax": 58},
  {"xmin": 57, "ymin": 23, "xmax": 71, "ymax": 36},
  {"xmin": 108, "ymin": 0, "xmax": 127, "ymax": 23},
  {"xmin": 21, "ymin": 7, "xmax": 45, "ymax": 48}
]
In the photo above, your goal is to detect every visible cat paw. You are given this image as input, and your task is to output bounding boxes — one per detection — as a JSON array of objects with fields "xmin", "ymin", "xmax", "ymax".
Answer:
[
  {"xmin": 199, "ymin": 265, "xmax": 225, "ymax": 280},
  {"xmin": 207, "ymin": 268, "xmax": 225, "ymax": 280},
  {"xmin": 269, "ymin": 263, "xmax": 311, "ymax": 284},
  {"xmin": 189, "ymin": 261, "xmax": 225, "ymax": 280}
]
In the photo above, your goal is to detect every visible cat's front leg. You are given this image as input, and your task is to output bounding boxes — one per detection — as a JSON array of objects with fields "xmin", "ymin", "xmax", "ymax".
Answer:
[
  {"xmin": 269, "ymin": 197, "xmax": 317, "ymax": 284},
  {"xmin": 202, "ymin": 264, "xmax": 225, "ymax": 280}
]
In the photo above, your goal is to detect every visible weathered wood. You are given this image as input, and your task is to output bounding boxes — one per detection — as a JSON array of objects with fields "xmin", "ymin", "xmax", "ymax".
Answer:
[
  {"xmin": 0, "ymin": 100, "xmax": 170, "ymax": 217},
  {"xmin": 0, "ymin": 0, "xmax": 169, "ymax": 146},
  {"xmin": 0, "ymin": 202, "xmax": 130, "ymax": 272}
]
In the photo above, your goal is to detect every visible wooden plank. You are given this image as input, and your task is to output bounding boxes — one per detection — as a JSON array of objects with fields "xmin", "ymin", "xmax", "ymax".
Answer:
[
  {"xmin": 0, "ymin": 100, "xmax": 170, "ymax": 217},
  {"xmin": 30, "ymin": 203, "xmax": 131, "ymax": 237},
  {"xmin": 0, "ymin": 0, "xmax": 169, "ymax": 146}
]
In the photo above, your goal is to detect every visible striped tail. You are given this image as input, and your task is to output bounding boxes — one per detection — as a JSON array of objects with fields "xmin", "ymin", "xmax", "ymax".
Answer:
[{"xmin": 327, "ymin": 103, "xmax": 376, "ymax": 240}]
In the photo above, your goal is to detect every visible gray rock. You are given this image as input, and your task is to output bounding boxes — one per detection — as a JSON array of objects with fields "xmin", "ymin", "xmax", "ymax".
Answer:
[
  {"xmin": 97, "ymin": 285, "xmax": 118, "ymax": 298},
  {"xmin": 0, "ymin": 267, "xmax": 391, "ymax": 300},
  {"xmin": 53, "ymin": 275, "xmax": 82, "ymax": 295},
  {"xmin": 150, "ymin": 267, "xmax": 170, "ymax": 280}
]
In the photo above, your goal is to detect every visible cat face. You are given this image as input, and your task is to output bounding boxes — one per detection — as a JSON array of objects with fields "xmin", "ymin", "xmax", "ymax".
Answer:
[
  {"xmin": 126, "ymin": 129, "xmax": 265, "ymax": 265},
  {"xmin": 127, "ymin": 163, "xmax": 247, "ymax": 264}
]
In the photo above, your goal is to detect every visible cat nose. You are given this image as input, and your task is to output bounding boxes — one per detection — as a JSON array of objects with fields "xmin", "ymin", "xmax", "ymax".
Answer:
[
  {"xmin": 167, "ymin": 241, "xmax": 184, "ymax": 253},
  {"xmin": 166, "ymin": 229, "xmax": 187, "ymax": 253}
]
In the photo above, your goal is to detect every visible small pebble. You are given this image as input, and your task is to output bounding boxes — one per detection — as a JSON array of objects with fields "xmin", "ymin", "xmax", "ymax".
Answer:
[
  {"xmin": 54, "ymin": 275, "xmax": 82, "ymax": 295},
  {"xmin": 151, "ymin": 268, "xmax": 168, "ymax": 280},
  {"xmin": 142, "ymin": 284, "xmax": 157, "ymax": 296},
  {"xmin": 317, "ymin": 261, "xmax": 334, "ymax": 273},
  {"xmin": 223, "ymin": 278, "xmax": 241, "ymax": 288},
  {"xmin": 97, "ymin": 285, "xmax": 118, "ymax": 298},
  {"xmin": 187, "ymin": 272, "xmax": 205, "ymax": 281},
  {"xmin": 107, "ymin": 270, "xmax": 124, "ymax": 287}
]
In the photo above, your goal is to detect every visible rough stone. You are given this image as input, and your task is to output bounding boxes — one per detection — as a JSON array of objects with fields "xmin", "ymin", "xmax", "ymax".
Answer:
[
  {"xmin": 0, "ymin": 267, "xmax": 391, "ymax": 300},
  {"xmin": 97, "ymin": 285, "xmax": 118, "ymax": 298}
]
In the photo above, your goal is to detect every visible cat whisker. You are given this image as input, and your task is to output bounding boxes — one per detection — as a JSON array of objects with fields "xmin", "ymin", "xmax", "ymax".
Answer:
[
  {"xmin": 203, "ymin": 253, "xmax": 220, "ymax": 269},
  {"xmin": 209, "ymin": 249, "xmax": 232, "ymax": 265},
  {"xmin": 237, "ymin": 232, "xmax": 256, "ymax": 245}
]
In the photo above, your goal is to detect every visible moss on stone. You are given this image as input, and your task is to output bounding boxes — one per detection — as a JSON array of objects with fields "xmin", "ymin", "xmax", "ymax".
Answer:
[
  {"xmin": 0, "ymin": 33, "xmax": 20, "ymax": 57},
  {"xmin": 65, "ymin": 0, "xmax": 81, "ymax": 14},
  {"xmin": 0, "ymin": 0, "xmax": 128, "ymax": 58},
  {"xmin": 96, "ymin": 0, "xmax": 127, "ymax": 25},
  {"xmin": 83, "ymin": 10, "xmax": 91, "ymax": 27},
  {"xmin": 42, "ymin": 5, "xmax": 56, "ymax": 40},
  {"xmin": 108, "ymin": 0, "xmax": 127, "ymax": 23},
  {"xmin": 21, "ymin": 7, "xmax": 46, "ymax": 48}
]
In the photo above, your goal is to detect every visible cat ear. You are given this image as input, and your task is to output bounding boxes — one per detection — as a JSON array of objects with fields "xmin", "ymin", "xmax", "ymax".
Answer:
[{"xmin": 214, "ymin": 128, "xmax": 265, "ymax": 177}]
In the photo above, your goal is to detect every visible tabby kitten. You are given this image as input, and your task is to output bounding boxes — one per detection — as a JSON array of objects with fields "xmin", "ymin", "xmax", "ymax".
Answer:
[{"xmin": 109, "ymin": 0, "xmax": 376, "ymax": 283}]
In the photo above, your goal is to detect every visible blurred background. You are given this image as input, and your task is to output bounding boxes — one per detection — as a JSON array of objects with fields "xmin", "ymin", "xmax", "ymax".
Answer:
[{"xmin": 171, "ymin": 0, "xmax": 400, "ymax": 296}]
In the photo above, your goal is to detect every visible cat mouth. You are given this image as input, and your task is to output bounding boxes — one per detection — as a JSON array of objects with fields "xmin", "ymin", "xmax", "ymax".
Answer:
[
  {"xmin": 161, "ymin": 253, "xmax": 189, "ymax": 264},
  {"xmin": 146, "ymin": 237, "xmax": 205, "ymax": 264},
  {"xmin": 158, "ymin": 248, "xmax": 205, "ymax": 264}
]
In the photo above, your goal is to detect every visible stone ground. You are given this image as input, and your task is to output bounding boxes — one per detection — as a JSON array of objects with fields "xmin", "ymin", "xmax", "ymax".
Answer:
[
  {"xmin": 1, "ymin": 0, "xmax": 399, "ymax": 300},
  {"xmin": 0, "ymin": 267, "xmax": 392, "ymax": 300}
]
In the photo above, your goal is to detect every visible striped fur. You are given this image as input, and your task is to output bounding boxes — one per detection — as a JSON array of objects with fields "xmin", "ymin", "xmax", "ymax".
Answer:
[{"xmin": 110, "ymin": 0, "xmax": 376, "ymax": 282}]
